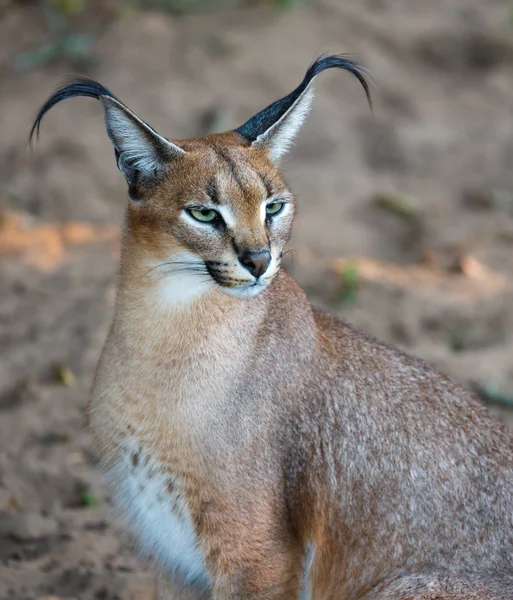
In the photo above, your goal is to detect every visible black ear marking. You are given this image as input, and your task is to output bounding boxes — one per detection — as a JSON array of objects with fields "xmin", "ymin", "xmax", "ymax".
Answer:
[
  {"xmin": 29, "ymin": 77, "xmax": 118, "ymax": 142},
  {"xmin": 235, "ymin": 54, "xmax": 372, "ymax": 144},
  {"xmin": 29, "ymin": 77, "xmax": 185, "ymax": 193}
]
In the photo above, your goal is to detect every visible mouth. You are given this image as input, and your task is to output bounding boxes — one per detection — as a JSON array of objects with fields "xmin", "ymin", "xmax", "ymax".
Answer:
[
  {"xmin": 205, "ymin": 263, "xmax": 270, "ymax": 297},
  {"xmin": 222, "ymin": 280, "xmax": 268, "ymax": 298}
]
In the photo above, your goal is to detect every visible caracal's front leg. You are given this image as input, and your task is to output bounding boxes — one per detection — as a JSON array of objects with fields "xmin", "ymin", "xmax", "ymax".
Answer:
[
  {"xmin": 210, "ymin": 548, "xmax": 303, "ymax": 600},
  {"xmin": 191, "ymin": 490, "xmax": 303, "ymax": 600}
]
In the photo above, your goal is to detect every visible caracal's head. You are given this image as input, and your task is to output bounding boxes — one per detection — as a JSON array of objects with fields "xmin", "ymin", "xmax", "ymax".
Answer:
[{"xmin": 31, "ymin": 56, "xmax": 370, "ymax": 301}]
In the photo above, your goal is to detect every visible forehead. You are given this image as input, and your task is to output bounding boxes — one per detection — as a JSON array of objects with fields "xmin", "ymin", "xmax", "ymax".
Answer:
[{"xmin": 164, "ymin": 135, "xmax": 287, "ymax": 208}]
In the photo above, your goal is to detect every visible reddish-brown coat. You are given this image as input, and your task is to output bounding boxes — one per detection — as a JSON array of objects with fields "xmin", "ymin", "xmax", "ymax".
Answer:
[{"xmin": 89, "ymin": 132, "xmax": 513, "ymax": 600}]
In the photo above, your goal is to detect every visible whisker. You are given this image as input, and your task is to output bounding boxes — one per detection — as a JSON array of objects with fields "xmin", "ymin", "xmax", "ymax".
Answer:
[
  {"xmin": 282, "ymin": 249, "xmax": 298, "ymax": 258},
  {"xmin": 281, "ymin": 248, "xmax": 297, "ymax": 269},
  {"xmin": 141, "ymin": 259, "xmax": 209, "ymax": 282}
]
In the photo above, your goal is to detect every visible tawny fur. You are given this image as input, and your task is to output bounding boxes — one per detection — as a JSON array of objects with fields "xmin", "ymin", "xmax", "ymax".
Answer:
[{"xmin": 32, "ymin": 57, "xmax": 513, "ymax": 600}]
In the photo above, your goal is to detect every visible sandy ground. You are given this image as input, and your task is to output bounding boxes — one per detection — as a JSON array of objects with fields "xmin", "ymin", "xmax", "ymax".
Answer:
[{"xmin": 1, "ymin": 0, "xmax": 513, "ymax": 598}]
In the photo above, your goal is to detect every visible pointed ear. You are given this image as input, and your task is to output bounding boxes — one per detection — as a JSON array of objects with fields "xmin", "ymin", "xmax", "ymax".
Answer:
[
  {"xmin": 235, "ymin": 54, "xmax": 372, "ymax": 164},
  {"xmin": 30, "ymin": 78, "xmax": 185, "ymax": 197}
]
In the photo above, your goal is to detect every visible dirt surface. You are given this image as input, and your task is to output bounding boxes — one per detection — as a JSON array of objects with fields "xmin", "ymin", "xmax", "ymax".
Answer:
[{"xmin": 1, "ymin": 1, "xmax": 513, "ymax": 598}]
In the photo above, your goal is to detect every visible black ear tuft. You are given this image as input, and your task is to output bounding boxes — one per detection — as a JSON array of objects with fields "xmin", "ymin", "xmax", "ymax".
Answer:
[
  {"xmin": 29, "ymin": 78, "xmax": 117, "ymax": 142},
  {"xmin": 235, "ymin": 54, "xmax": 372, "ymax": 143},
  {"xmin": 29, "ymin": 78, "xmax": 186, "ymax": 193}
]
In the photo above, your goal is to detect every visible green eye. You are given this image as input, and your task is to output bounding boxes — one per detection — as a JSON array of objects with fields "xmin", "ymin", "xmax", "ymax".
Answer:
[
  {"xmin": 266, "ymin": 202, "xmax": 285, "ymax": 216},
  {"xmin": 188, "ymin": 208, "xmax": 219, "ymax": 223}
]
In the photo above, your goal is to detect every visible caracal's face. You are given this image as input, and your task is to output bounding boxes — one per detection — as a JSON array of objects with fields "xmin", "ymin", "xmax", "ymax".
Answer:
[
  {"xmin": 128, "ymin": 134, "xmax": 295, "ymax": 300},
  {"xmin": 31, "ymin": 57, "xmax": 370, "ymax": 304}
]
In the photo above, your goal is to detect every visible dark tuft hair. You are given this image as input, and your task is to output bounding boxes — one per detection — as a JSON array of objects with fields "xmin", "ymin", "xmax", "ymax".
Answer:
[
  {"xmin": 29, "ymin": 78, "xmax": 118, "ymax": 142},
  {"xmin": 235, "ymin": 54, "xmax": 372, "ymax": 142}
]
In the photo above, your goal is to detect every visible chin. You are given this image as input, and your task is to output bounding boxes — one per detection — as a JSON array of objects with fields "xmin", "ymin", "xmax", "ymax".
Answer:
[{"xmin": 221, "ymin": 282, "xmax": 269, "ymax": 298}]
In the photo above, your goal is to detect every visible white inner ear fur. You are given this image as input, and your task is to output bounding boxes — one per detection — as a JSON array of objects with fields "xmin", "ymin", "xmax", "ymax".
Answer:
[
  {"xmin": 100, "ymin": 96, "xmax": 184, "ymax": 176},
  {"xmin": 253, "ymin": 86, "xmax": 315, "ymax": 164}
]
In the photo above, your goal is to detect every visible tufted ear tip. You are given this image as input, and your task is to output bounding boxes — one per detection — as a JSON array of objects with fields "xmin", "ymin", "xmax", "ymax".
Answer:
[
  {"xmin": 234, "ymin": 54, "xmax": 372, "ymax": 164},
  {"xmin": 29, "ymin": 77, "xmax": 116, "ymax": 144},
  {"xmin": 30, "ymin": 78, "xmax": 185, "ymax": 192}
]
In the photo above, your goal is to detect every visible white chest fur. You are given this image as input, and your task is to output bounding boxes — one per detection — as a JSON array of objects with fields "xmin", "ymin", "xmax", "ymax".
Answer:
[{"xmin": 107, "ymin": 439, "xmax": 210, "ymax": 590}]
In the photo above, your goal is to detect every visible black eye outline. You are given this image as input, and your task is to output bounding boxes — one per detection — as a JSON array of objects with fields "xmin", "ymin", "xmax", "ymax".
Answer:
[
  {"xmin": 266, "ymin": 202, "xmax": 285, "ymax": 217},
  {"xmin": 186, "ymin": 207, "xmax": 223, "ymax": 225}
]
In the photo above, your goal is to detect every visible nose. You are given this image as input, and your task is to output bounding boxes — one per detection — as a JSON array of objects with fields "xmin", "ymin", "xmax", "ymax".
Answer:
[{"xmin": 238, "ymin": 249, "xmax": 271, "ymax": 279}]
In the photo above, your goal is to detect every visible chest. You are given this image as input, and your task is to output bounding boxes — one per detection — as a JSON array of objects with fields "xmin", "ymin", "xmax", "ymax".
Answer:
[{"xmin": 107, "ymin": 438, "xmax": 210, "ymax": 590}]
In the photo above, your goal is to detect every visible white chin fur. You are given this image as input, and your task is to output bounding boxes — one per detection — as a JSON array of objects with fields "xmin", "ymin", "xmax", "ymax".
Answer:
[
  {"xmin": 154, "ymin": 251, "xmax": 213, "ymax": 308},
  {"xmin": 154, "ymin": 251, "xmax": 277, "ymax": 305},
  {"xmin": 221, "ymin": 283, "xmax": 268, "ymax": 298},
  {"xmin": 159, "ymin": 272, "xmax": 213, "ymax": 306}
]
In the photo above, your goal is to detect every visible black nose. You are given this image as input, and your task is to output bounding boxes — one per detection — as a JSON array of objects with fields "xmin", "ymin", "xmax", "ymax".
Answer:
[{"xmin": 238, "ymin": 249, "xmax": 271, "ymax": 278}]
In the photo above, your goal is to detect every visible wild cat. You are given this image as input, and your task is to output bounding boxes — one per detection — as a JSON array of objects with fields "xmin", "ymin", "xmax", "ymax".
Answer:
[{"xmin": 31, "ymin": 55, "xmax": 513, "ymax": 599}]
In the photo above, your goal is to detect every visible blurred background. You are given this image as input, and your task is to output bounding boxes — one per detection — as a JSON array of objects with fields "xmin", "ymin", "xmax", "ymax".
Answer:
[{"xmin": 1, "ymin": 0, "xmax": 513, "ymax": 598}]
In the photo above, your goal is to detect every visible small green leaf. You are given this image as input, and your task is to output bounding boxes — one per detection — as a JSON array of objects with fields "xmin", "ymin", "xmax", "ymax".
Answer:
[
  {"xmin": 40, "ymin": 430, "xmax": 70, "ymax": 445},
  {"xmin": 81, "ymin": 491, "xmax": 100, "ymax": 507},
  {"xmin": 375, "ymin": 193, "xmax": 419, "ymax": 220},
  {"xmin": 56, "ymin": 365, "xmax": 76, "ymax": 387},
  {"xmin": 50, "ymin": 0, "xmax": 85, "ymax": 16},
  {"xmin": 274, "ymin": 0, "xmax": 306, "ymax": 8},
  {"xmin": 337, "ymin": 263, "xmax": 359, "ymax": 305},
  {"xmin": 447, "ymin": 328, "xmax": 467, "ymax": 353}
]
